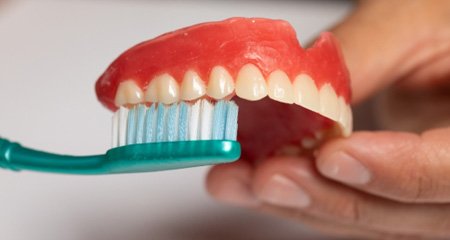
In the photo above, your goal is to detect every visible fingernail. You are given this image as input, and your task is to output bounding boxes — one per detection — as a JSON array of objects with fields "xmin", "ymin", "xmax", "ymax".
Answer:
[
  {"xmin": 258, "ymin": 174, "xmax": 311, "ymax": 208},
  {"xmin": 213, "ymin": 177, "xmax": 259, "ymax": 207},
  {"xmin": 319, "ymin": 151, "xmax": 371, "ymax": 185}
]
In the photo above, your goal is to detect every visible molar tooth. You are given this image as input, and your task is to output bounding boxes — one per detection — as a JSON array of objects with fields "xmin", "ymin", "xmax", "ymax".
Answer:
[
  {"xmin": 319, "ymin": 84, "xmax": 339, "ymax": 121},
  {"xmin": 207, "ymin": 66, "xmax": 234, "ymax": 99},
  {"xmin": 267, "ymin": 70, "xmax": 294, "ymax": 104},
  {"xmin": 145, "ymin": 74, "xmax": 180, "ymax": 104},
  {"xmin": 235, "ymin": 64, "xmax": 267, "ymax": 101},
  {"xmin": 114, "ymin": 80, "xmax": 144, "ymax": 107},
  {"xmin": 181, "ymin": 70, "xmax": 206, "ymax": 100},
  {"xmin": 293, "ymin": 74, "xmax": 320, "ymax": 112}
]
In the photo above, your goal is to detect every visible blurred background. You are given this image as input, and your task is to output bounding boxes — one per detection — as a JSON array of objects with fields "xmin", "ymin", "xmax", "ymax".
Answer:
[{"xmin": 0, "ymin": 1, "xmax": 353, "ymax": 239}]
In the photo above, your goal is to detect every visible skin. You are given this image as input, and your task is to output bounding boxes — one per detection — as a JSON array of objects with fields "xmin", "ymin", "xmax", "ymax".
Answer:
[{"xmin": 206, "ymin": 0, "xmax": 450, "ymax": 239}]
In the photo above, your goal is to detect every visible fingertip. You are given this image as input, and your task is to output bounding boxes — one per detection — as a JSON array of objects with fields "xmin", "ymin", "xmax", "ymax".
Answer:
[
  {"xmin": 315, "ymin": 133, "xmax": 374, "ymax": 185},
  {"xmin": 206, "ymin": 161, "xmax": 259, "ymax": 208},
  {"xmin": 252, "ymin": 157, "xmax": 315, "ymax": 209}
]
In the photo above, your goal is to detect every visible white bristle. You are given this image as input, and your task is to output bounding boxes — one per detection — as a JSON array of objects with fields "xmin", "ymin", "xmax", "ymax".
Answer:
[
  {"xmin": 112, "ymin": 111, "xmax": 119, "ymax": 148},
  {"xmin": 200, "ymin": 100, "xmax": 213, "ymax": 140},
  {"xmin": 189, "ymin": 101, "xmax": 201, "ymax": 141},
  {"xmin": 112, "ymin": 100, "xmax": 238, "ymax": 147},
  {"xmin": 118, "ymin": 106, "xmax": 129, "ymax": 147}
]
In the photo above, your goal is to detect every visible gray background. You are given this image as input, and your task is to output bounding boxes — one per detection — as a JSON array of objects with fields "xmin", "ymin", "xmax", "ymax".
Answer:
[{"xmin": 0, "ymin": 1, "xmax": 352, "ymax": 239}]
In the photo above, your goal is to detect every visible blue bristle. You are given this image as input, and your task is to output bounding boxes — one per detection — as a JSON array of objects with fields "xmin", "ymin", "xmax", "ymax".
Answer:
[
  {"xmin": 126, "ymin": 106, "xmax": 137, "ymax": 144},
  {"xmin": 156, "ymin": 104, "xmax": 166, "ymax": 142},
  {"xmin": 166, "ymin": 104, "xmax": 178, "ymax": 141},
  {"xmin": 116, "ymin": 100, "xmax": 239, "ymax": 147},
  {"xmin": 144, "ymin": 104, "xmax": 156, "ymax": 143},
  {"xmin": 135, "ymin": 104, "xmax": 146, "ymax": 144},
  {"xmin": 225, "ymin": 102, "xmax": 238, "ymax": 140},
  {"xmin": 178, "ymin": 102, "xmax": 188, "ymax": 141},
  {"xmin": 212, "ymin": 100, "xmax": 227, "ymax": 140}
]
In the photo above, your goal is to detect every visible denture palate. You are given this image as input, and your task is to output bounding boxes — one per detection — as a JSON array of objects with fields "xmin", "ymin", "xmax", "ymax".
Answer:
[{"xmin": 96, "ymin": 17, "xmax": 352, "ymax": 136}]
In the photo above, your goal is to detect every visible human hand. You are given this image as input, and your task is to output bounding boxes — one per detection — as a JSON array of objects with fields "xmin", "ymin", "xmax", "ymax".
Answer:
[{"xmin": 207, "ymin": 0, "xmax": 450, "ymax": 239}]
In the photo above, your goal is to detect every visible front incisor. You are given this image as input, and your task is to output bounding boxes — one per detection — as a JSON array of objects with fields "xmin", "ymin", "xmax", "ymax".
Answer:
[
  {"xmin": 207, "ymin": 66, "xmax": 234, "ymax": 99},
  {"xmin": 235, "ymin": 64, "xmax": 267, "ymax": 101},
  {"xmin": 115, "ymin": 80, "xmax": 144, "ymax": 106},
  {"xmin": 267, "ymin": 70, "xmax": 294, "ymax": 104},
  {"xmin": 293, "ymin": 74, "xmax": 320, "ymax": 112},
  {"xmin": 181, "ymin": 70, "xmax": 206, "ymax": 100},
  {"xmin": 145, "ymin": 74, "xmax": 180, "ymax": 104}
]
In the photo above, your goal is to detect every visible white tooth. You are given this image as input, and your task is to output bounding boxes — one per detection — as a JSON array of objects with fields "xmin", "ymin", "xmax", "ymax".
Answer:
[
  {"xmin": 145, "ymin": 74, "xmax": 180, "ymax": 104},
  {"xmin": 207, "ymin": 66, "xmax": 234, "ymax": 99},
  {"xmin": 235, "ymin": 64, "xmax": 267, "ymax": 101},
  {"xmin": 337, "ymin": 96, "xmax": 348, "ymax": 133},
  {"xmin": 336, "ymin": 96, "xmax": 353, "ymax": 136},
  {"xmin": 267, "ymin": 70, "xmax": 294, "ymax": 104},
  {"xmin": 144, "ymin": 80, "xmax": 158, "ymax": 103},
  {"xmin": 114, "ymin": 80, "xmax": 144, "ymax": 107},
  {"xmin": 319, "ymin": 84, "xmax": 339, "ymax": 121},
  {"xmin": 181, "ymin": 70, "xmax": 206, "ymax": 101},
  {"xmin": 159, "ymin": 74, "xmax": 180, "ymax": 104},
  {"xmin": 344, "ymin": 104, "xmax": 353, "ymax": 136},
  {"xmin": 293, "ymin": 74, "xmax": 320, "ymax": 112}
]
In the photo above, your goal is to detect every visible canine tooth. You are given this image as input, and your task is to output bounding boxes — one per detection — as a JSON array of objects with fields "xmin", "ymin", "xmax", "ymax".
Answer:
[
  {"xmin": 145, "ymin": 74, "xmax": 180, "ymax": 104},
  {"xmin": 267, "ymin": 70, "xmax": 294, "ymax": 104},
  {"xmin": 114, "ymin": 80, "xmax": 144, "ymax": 106},
  {"xmin": 181, "ymin": 70, "xmax": 206, "ymax": 100},
  {"xmin": 319, "ymin": 84, "xmax": 339, "ymax": 121},
  {"xmin": 293, "ymin": 74, "xmax": 320, "ymax": 112},
  {"xmin": 208, "ymin": 66, "xmax": 234, "ymax": 99},
  {"xmin": 235, "ymin": 64, "xmax": 267, "ymax": 101}
]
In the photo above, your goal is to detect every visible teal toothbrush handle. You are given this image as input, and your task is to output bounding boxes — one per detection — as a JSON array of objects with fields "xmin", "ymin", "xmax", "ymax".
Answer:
[{"xmin": 0, "ymin": 138, "xmax": 240, "ymax": 174}]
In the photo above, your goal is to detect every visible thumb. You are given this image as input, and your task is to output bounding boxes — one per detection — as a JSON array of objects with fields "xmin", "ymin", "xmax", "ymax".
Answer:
[{"xmin": 331, "ymin": 0, "xmax": 450, "ymax": 103}]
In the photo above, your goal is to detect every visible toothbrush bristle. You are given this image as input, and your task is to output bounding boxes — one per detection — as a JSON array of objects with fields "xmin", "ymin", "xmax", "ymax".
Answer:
[{"xmin": 112, "ymin": 100, "xmax": 239, "ymax": 148}]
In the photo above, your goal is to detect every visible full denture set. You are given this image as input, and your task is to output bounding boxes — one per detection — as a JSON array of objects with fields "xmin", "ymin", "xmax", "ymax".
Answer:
[{"xmin": 96, "ymin": 17, "xmax": 352, "ymax": 159}]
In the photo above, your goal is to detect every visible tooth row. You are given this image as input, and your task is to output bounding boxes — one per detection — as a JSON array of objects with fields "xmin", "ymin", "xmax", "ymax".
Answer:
[{"xmin": 114, "ymin": 64, "xmax": 352, "ymax": 135}]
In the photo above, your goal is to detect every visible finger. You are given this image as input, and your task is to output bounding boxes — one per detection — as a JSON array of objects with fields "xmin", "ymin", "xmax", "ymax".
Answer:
[
  {"xmin": 206, "ymin": 160, "xmax": 259, "ymax": 207},
  {"xmin": 206, "ymin": 160, "xmax": 383, "ymax": 239},
  {"xmin": 252, "ymin": 157, "xmax": 450, "ymax": 238},
  {"xmin": 316, "ymin": 127, "xmax": 450, "ymax": 203},
  {"xmin": 331, "ymin": 0, "xmax": 450, "ymax": 103}
]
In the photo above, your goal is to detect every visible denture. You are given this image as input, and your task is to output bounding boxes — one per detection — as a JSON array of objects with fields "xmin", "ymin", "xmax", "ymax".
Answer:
[{"xmin": 95, "ymin": 17, "xmax": 352, "ymax": 160}]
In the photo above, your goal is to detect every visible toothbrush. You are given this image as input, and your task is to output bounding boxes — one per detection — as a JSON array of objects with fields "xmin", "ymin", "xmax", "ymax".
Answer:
[
  {"xmin": 0, "ymin": 100, "xmax": 240, "ymax": 174},
  {"xmin": 1, "ymin": 17, "xmax": 353, "ymax": 174}
]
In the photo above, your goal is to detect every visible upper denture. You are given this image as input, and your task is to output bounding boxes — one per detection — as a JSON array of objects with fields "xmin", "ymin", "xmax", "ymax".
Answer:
[
  {"xmin": 96, "ymin": 17, "xmax": 353, "ymax": 138},
  {"xmin": 95, "ymin": 17, "xmax": 350, "ymax": 110}
]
